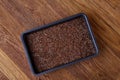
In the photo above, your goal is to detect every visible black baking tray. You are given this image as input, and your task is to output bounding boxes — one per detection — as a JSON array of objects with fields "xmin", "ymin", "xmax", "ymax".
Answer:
[{"xmin": 21, "ymin": 13, "xmax": 99, "ymax": 76}]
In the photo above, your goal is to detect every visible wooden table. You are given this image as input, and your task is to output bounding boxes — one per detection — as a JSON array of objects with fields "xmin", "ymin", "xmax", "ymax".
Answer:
[{"xmin": 0, "ymin": 0, "xmax": 120, "ymax": 80}]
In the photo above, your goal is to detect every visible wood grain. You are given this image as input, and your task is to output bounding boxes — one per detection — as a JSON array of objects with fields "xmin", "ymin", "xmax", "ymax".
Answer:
[
  {"xmin": 0, "ymin": 0, "xmax": 120, "ymax": 80},
  {"xmin": 0, "ymin": 71, "xmax": 8, "ymax": 80}
]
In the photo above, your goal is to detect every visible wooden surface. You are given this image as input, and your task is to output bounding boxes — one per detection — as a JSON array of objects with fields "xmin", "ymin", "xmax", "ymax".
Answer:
[{"xmin": 0, "ymin": 0, "xmax": 120, "ymax": 80}]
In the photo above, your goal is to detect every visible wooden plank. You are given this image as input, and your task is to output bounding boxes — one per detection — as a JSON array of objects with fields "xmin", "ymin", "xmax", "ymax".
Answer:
[
  {"xmin": 0, "ymin": 71, "xmax": 8, "ymax": 80},
  {"xmin": 0, "ymin": 49, "xmax": 30, "ymax": 80}
]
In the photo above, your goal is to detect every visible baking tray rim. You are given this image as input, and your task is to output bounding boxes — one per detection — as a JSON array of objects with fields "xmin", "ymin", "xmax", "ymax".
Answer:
[{"xmin": 21, "ymin": 13, "xmax": 99, "ymax": 76}]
